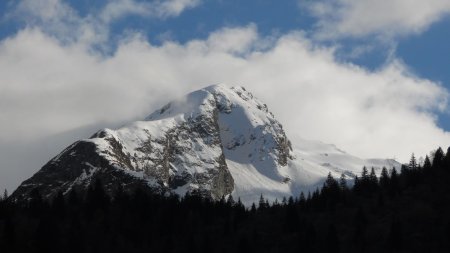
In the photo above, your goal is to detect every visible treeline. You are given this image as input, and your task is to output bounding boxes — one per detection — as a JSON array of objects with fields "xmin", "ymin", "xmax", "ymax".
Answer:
[{"xmin": 1, "ymin": 147, "xmax": 450, "ymax": 252}]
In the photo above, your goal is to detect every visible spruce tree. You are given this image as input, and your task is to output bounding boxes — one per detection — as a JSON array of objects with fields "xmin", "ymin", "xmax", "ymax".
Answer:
[
  {"xmin": 444, "ymin": 147, "xmax": 450, "ymax": 170},
  {"xmin": 2, "ymin": 189, "xmax": 7, "ymax": 201},
  {"xmin": 369, "ymin": 167, "xmax": 378, "ymax": 191},
  {"xmin": 380, "ymin": 167, "xmax": 389, "ymax": 189},
  {"xmin": 409, "ymin": 153, "xmax": 417, "ymax": 170},
  {"xmin": 423, "ymin": 155, "xmax": 432, "ymax": 171},
  {"xmin": 389, "ymin": 168, "xmax": 400, "ymax": 196},
  {"xmin": 361, "ymin": 166, "xmax": 369, "ymax": 181},
  {"xmin": 227, "ymin": 195, "xmax": 235, "ymax": 207},
  {"xmin": 432, "ymin": 147, "xmax": 445, "ymax": 169},
  {"xmin": 339, "ymin": 174, "xmax": 348, "ymax": 192},
  {"xmin": 299, "ymin": 192, "xmax": 306, "ymax": 206},
  {"xmin": 258, "ymin": 194, "xmax": 266, "ymax": 210}
]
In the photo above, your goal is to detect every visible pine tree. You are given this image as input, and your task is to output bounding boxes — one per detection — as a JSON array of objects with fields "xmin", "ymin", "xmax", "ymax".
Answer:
[
  {"xmin": 281, "ymin": 196, "xmax": 287, "ymax": 206},
  {"xmin": 339, "ymin": 174, "xmax": 348, "ymax": 191},
  {"xmin": 324, "ymin": 173, "xmax": 339, "ymax": 190},
  {"xmin": 227, "ymin": 195, "xmax": 235, "ymax": 207},
  {"xmin": 361, "ymin": 166, "xmax": 369, "ymax": 181},
  {"xmin": 444, "ymin": 147, "xmax": 450, "ymax": 170},
  {"xmin": 389, "ymin": 167, "xmax": 400, "ymax": 196},
  {"xmin": 299, "ymin": 192, "xmax": 306, "ymax": 206},
  {"xmin": 3, "ymin": 189, "xmax": 8, "ymax": 200},
  {"xmin": 288, "ymin": 196, "xmax": 294, "ymax": 206},
  {"xmin": 236, "ymin": 197, "xmax": 243, "ymax": 208},
  {"xmin": 409, "ymin": 153, "xmax": 417, "ymax": 170},
  {"xmin": 432, "ymin": 147, "xmax": 445, "ymax": 169},
  {"xmin": 353, "ymin": 176, "xmax": 360, "ymax": 193},
  {"xmin": 423, "ymin": 155, "xmax": 432, "ymax": 171},
  {"xmin": 369, "ymin": 167, "xmax": 378, "ymax": 191},
  {"xmin": 379, "ymin": 167, "xmax": 389, "ymax": 189},
  {"xmin": 258, "ymin": 194, "xmax": 266, "ymax": 210}
]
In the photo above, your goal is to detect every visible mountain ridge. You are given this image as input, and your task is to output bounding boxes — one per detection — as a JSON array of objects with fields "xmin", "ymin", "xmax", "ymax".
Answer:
[{"xmin": 11, "ymin": 84, "xmax": 400, "ymax": 205}]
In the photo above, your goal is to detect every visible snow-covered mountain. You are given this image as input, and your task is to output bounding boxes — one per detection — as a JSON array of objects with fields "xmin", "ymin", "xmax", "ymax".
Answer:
[{"xmin": 12, "ymin": 84, "xmax": 400, "ymax": 205}]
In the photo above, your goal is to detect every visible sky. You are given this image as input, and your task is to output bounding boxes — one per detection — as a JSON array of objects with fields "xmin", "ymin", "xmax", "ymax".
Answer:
[{"xmin": 1, "ymin": 0, "xmax": 450, "ymax": 193}]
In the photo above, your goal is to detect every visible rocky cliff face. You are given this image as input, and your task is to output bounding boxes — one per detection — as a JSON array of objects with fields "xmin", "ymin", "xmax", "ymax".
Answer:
[{"xmin": 12, "ymin": 85, "xmax": 292, "ymax": 201}]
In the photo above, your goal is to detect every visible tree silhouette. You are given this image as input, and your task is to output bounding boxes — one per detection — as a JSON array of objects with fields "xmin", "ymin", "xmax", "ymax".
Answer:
[
  {"xmin": 409, "ymin": 153, "xmax": 417, "ymax": 170},
  {"xmin": 432, "ymin": 147, "xmax": 445, "ymax": 169},
  {"xmin": 423, "ymin": 155, "xmax": 432, "ymax": 171}
]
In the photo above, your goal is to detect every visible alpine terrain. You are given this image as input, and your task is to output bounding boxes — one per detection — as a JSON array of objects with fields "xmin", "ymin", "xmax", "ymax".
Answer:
[{"xmin": 12, "ymin": 84, "xmax": 400, "ymax": 205}]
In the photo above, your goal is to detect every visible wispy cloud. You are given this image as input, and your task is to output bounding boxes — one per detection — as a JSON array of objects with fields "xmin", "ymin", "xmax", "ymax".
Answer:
[
  {"xmin": 302, "ymin": 0, "xmax": 450, "ymax": 39},
  {"xmin": 100, "ymin": 0, "xmax": 201, "ymax": 22},
  {"xmin": 13, "ymin": 0, "xmax": 201, "ymax": 47}
]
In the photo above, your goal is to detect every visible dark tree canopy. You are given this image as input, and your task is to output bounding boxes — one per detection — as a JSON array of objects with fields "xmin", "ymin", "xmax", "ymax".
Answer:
[{"xmin": 1, "ymin": 146, "xmax": 450, "ymax": 253}]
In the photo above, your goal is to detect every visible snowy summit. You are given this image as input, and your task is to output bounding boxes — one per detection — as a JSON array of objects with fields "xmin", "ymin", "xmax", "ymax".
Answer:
[{"xmin": 12, "ymin": 84, "xmax": 400, "ymax": 205}]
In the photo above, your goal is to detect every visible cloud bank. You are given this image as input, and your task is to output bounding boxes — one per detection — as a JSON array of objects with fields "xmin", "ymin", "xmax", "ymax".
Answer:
[{"xmin": 303, "ymin": 0, "xmax": 450, "ymax": 39}]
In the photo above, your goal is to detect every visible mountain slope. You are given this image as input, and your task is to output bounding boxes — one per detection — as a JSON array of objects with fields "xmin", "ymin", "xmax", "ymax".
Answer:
[{"xmin": 12, "ymin": 84, "xmax": 400, "ymax": 205}]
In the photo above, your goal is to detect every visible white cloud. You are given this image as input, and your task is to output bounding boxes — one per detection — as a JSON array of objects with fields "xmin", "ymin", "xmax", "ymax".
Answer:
[
  {"xmin": 302, "ymin": 0, "xmax": 450, "ymax": 39},
  {"xmin": 1, "ymin": 24, "xmax": 450, "ymax": 192},
  {"xmin": 100, "ymin": 0, "xmax": 201, "ymax": 22},
  {"xmin": 154, "ymin": 0, "xmax": 201, "ymax": 18},
  {"xmin": 13, "ymin": 0, "xmax": 201, "ymax": 47}
]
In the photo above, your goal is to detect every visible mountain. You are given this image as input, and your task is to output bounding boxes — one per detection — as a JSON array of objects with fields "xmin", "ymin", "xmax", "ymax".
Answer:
[{"xmin": 11, "ymin": 84, "xmax": 400, "ymax": 205}]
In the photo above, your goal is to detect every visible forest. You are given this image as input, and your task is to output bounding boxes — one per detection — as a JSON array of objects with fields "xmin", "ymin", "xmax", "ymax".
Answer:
[{"xmin": 1, "ymin": 147, "xmax": 450, "ymax": 253}]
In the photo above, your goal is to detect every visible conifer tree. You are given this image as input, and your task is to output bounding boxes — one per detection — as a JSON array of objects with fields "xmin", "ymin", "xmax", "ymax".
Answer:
[
  {"xmin": 281, "ymin": 196, "xmax": 287, "ymax": 206},
  {"xmin": 444, "ymin": 147, "xmax": 450, "ymax": 169},
  {"xmin": 236, "ymin": 197, "xmax": 243, "ymax": 208},
  {"xmin": 258, "ymin": 194, "xmax": 267, "ymax": 210},
  {"xmin": 379, "ymin": 167, "xmax": 389, "ymax": 189},
  {"xmin": 339, "ymin": 174, "xmax": 348, "ymax": 192},
  {"xmin": 361, "ymin": 166, "xmax": 369, "ymax": 181},
  {"xmin": 2, "ymin": 189, "xmax": 7, "ymax": 201},
  {"xmin": 432, "ymin": 147, "xmax": 445, "ymax": 168},
  {"xmin": 369, "ymin": 167, "xmax": 378, "ymax": 191},
  {"xmin": 409, "ymin": 153, "xmax": 417, "ymax": 170},
  {"xmin": 423, "ymin": 155, "xmax": 432, "ymax": 171},
  {"xmin": 324, "ymin": 173, "xmax": 339, "ymax": 190},
  {"xmin": 299, "ymin": 192, "xmax": 306, "ymax": 206},
  {"xmin": 227, "ymin": 195, "xmax": 235, "ymax": 207},
  {"xmin": 389, "ymin": 167, "xmax": 400, "ymax": 195}
]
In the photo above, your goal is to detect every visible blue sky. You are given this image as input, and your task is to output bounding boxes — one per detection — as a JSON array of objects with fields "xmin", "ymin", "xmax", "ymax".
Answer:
[{"xmin": 1, "ymin": 0, "xmax": 450, "ymax": 192}]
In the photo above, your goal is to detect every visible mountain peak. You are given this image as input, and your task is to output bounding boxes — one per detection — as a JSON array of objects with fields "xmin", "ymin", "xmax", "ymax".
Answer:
[{"xmin": 11, "ymin": 84, "xmax": 399, "ymax": 205}]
